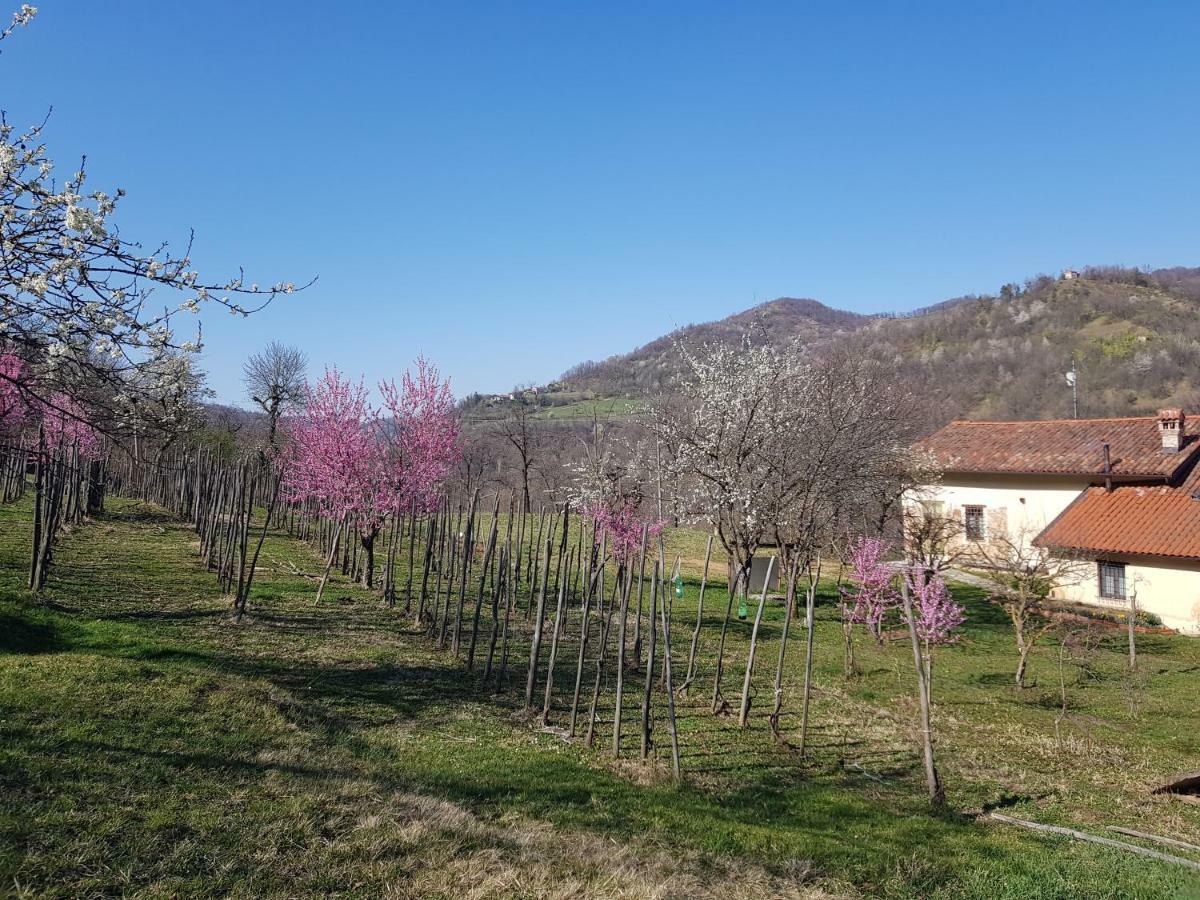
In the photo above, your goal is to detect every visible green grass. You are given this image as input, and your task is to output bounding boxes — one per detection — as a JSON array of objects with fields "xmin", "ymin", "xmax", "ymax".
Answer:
[
  {"xmin": 532, "ymin": 397, "xmax": 642, "ymax": 421},
  {"xmin": 3, "ymin": 497, "xmax": 1200, "ymax": 897}
]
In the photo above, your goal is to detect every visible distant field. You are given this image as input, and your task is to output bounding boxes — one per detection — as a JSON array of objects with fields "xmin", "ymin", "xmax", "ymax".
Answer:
[
  {"xmin": 3, "ymin": 497, "xmax": 1200, "ymax": 897},
  {"xmin": 532, "ymin": 396, "xmax": 643, "ymax": 421}
]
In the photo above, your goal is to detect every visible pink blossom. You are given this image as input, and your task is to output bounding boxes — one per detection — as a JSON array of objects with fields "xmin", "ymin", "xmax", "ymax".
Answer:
[
  {"xmin": 379, "ymin": 357, "xmax": 461, "ymax": 516},
  {"xmin": 283, "ymin": 361, "xmax": 461, "ymax": 534},
  {"xmin": 583, "ymin": 498, "xmax": 663, "ymax": 563},
  {"xmin": 38, "ymin": 392, "xmax": 103, "ymax": 459},
  {"xmin": 840, "ymin": 536, "xmax": 899, "ymax": 642},
  {"xmin": 0, "ymin": 353, "xmax": 30, "ymax": 434},
  {"xmin": 904, "ymin": 568, "xmax": 965, "ymax": 646},
  {"xmin": 281, "ymin": 368, "xmax": 382, "ymax": 522}
]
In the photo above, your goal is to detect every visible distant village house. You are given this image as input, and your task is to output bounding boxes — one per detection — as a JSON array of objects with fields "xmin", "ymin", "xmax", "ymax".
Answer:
[{"xmin": 908, "ymin": 410, "xmax": 1200, "ymax": 634}]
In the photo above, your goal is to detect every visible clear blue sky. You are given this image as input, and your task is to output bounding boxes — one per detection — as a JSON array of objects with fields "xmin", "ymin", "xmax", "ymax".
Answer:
[{"xmin": 5, "ymin": 2, "xmax": 1200, "ymax": 403}]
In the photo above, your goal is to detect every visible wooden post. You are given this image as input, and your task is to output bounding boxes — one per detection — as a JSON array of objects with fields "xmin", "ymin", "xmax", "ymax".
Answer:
[
  {"xmin": 659, "ymin": 557, "xmax": 682, "ymax": 781},
  {"xmin": 680, "ymin": 534, "xmax": 714, "ymax": 693},
  {"xmin": 738, "ymin": 556, "xmax": 777, "ymax": 728},
  {"xmin": 798, "ymin": 554, "xmax": 822, "ymax": 756},
  {"xmin": 315, "ymin": 513, "xmax": 347, "ymax": 604},
  {"xmin": 712, "ymin": 563, "xmax": 747, "ymax": 715},
  {"xmin": 769, "ymin": 557, "xmax": 801, "ymax": 744},
  {"xmin": 524, "ymin": 538, "xmax": 553, "ymax": 708},
  {"xmin": 540, "ymin": 547, "xmax": 572, "ymax": 724},
  {"xmin": 640, "ymin": 561, "xmax": 659, "ymax": 760}
]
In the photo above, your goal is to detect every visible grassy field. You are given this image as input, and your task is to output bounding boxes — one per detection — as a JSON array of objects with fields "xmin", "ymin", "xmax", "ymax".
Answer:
[
  {"xmin": 3, "ymin": 496, "xmax": 1200, "ymax": 898},
  {"xmin": 534, "ymin": 398, "xmax": 642, "ymax": 421}
]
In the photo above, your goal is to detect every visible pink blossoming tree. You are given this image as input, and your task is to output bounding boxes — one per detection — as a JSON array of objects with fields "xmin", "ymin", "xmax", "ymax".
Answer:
[
  {"xmin": 899, "ymin": 565, "xmax": 964, "ymax": 807},
  {"xmin": 0, "ymin": 353, "xmax": 31, "ymax": 436},
  {"xmin": 840, "ymin": 536, "xmax": 899, "ymax": 644},
  {"xmin": 284, "ymin": 360, "xmax": 461, "ymax": 600},
  {"xmin": 39, "ymin": 393, "xmax": 104, "ymax": 460},
  {"xmin": 584, "ymin": 498, "xmax": 663, "ymax": 565},
  {"xmin": 379, "ymin": 356, "xmax": 461, "ymax": 517},
  {"xmin": 904, "ymin": 567, "xmax": 965, "ymax": 649},
  {"xmin": 839, "ymin": 534, "xmax": 964, "ymax": 805},
  {"xmin": 348, "ymin": 358, "xmax": 461, "ymax": 590},
  {"xmin": 282, "ymin": 368, "xmax": 379, "ymax": 602}
]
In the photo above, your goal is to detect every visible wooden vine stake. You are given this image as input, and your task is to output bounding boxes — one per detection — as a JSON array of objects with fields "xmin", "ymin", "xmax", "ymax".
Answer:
[
  {"xmin": 768, "ymin": 557, "xmax": 801, "ymax": 744},
  {"xmin": 711, "ymin": 565, "xmax": 745, "ymax": 715},
  {"xmin": 738, "ymin": 556, "xmax": 777, "ymax": 728},
  {"xmin": 658, "ymin": 549, "xmax": 682, "ymax": 781},
  {"xmin": 797, "ymin": 553, "xmax": 822, "ymax": 756},
  {"xmin": 640, "ymin": 560, "xmax": 659, "ymax": 760},
  {"xmin": 612, "ymin": 526, "xmax": 647, "ymax": 757},
  {"xmin": 679, "ymin": 534, "xmax": 714, "ymax": 694}
]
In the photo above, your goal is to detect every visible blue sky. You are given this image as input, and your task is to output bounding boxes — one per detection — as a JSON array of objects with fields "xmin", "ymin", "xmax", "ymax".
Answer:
[{"xmin": 5, "ymin": 2, "xmax": 1200, "ymax": 403}]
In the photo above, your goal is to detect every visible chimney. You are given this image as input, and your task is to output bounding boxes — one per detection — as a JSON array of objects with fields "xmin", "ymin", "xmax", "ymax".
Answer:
[{"xmin": 1159, "ymin": 408, "xmax": 1186, "ymax": 453}]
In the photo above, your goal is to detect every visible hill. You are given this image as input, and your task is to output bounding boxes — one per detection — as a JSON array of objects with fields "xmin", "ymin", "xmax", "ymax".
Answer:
[
  {"xmin": 558, "ymin": 297, "xmax": 871, "ymax": 399},
  {"xmin": 546, "ymin": 266, "xmax": 1200, "ymax": 424}
]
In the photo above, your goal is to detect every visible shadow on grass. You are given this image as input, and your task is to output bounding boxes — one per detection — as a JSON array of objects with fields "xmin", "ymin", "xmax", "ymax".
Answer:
[{"xmin": 0, "ymin": 611, "xmax": 66, "ymax": 654}]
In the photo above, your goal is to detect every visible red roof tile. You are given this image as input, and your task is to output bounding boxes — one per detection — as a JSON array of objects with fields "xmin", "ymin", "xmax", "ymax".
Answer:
[
  {"xmin": 915, "ymin": 416, "xmax": 1200, "ymax": 479},
  {"xmin": 1035, "ymin": 462, "xmax": 1200, "ymax": 559}
]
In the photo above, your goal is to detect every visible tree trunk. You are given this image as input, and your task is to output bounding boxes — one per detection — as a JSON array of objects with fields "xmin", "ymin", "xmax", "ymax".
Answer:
[
  {"xmin": 467, "ymin": 498, "xmax": 500, "ymax": 670},
  {"xmin": 360, "ymin": 529, "xmax": 376, "ymax": 589},
  {"xmin": 712, "ymin": 560, "xmax": 747, "ymax": 715},
  {"xmin": 901, "ymin": 576, "xmax": 944, "ymax": 806},
  {"xmin": 842, "ymin": 619, "xmax": 858, "ymax": 679},
  {"xmin": 769, "ymin": 559, "xmax": 800, "ymax": 743},
  {"xmin": 658, "ymin": 560, "xmax": 682, "ymax": 781},
  {"xmin": 315, "ymin": 515, "xmax": 347, "ymax": 604},
  {"xmin": 631, "ymin": 529, "xmax": 649, "ymax": 672},
  {"xmin": 236, "ymin": 474, "xmax": 280, "ymax": 621},
  {"xmin": 798, "ymin": 557, "xmax": 821, "ymax": 756},
  {"xmin": 613, "ymin": 555, "xmax": 634, "ymax": 757},
  {"xmin": 1128, "ymin": 591, "xmax": 1138, "ymax": 672},
  {"xmin": 586, "ymin": 566, "xmax": 621, "ymax": 747},
  {"xmin": 1015, "ymin": 640, "xmax": 1034, "ymax": 688}
]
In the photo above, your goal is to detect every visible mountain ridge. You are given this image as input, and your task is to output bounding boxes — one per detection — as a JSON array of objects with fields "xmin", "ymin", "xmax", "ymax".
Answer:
[{"xmin": 540, "ymin": 265, "xmax": 1200, "ymax": 425}]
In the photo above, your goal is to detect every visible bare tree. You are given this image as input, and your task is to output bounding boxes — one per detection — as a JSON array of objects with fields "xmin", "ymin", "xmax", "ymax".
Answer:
[
  {"xmin": 243, "ymin": 342, "xmax": 308, "ymax": 453},
  {"xmin": 646, "ymin": 339, "xmax": 918, "ymax": 583},
  {"xmin": 974, "ymin": 527, "xmax": 1089, "ymax": 688},
  {"xmin": 902, "ymin": 499, "xmax": 970, "ymax": 577},
  {"xmin": 496, "ymin": 399, "xmax": 542, "ymax": 510}
]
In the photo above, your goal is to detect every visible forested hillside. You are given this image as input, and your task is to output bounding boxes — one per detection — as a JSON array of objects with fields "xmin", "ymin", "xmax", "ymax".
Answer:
[
  {"xmin": 558, "ymin": 297, "xmax": 869, "ymax": 398},
  {"xmin": 554, "ymin": 266, "xmax": 1200, "ymax": 425}
]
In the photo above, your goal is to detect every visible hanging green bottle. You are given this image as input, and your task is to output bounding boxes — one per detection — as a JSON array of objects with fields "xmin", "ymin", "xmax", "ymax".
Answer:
[
  {"xmin": 737, "ymin": 595, "xmax": 748, "ymax": 620},
  {"xmin": 674, "ymin": 572, "xmax": 684, "ymax": 599}
]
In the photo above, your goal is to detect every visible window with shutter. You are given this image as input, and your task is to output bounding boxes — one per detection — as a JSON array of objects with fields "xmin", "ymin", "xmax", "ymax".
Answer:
[
  {"xmin": 964, "ymin": 505, "xmax": 986, "ymax": 541},
  {"xmin": 1098, "ymin": 561, "xmax": 1126, "ymax": 601}
]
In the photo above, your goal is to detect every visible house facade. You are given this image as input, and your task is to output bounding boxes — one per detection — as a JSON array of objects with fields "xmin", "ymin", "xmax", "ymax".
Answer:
[{"xmin": 909, "ymin": 410, "xmax": 1200, "ymax": 634}]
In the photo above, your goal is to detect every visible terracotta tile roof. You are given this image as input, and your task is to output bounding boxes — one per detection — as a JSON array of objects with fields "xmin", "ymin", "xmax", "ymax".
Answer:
[
  {"xmin": 1035, "ymin": 461, "xmax": 1200, "ymax": 559},
  {"xmin": 915, "ymin": 416, "xmax": 1200, "ymax": 479}
]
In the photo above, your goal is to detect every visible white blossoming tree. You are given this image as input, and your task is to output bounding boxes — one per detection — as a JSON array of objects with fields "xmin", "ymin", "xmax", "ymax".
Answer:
[
  {"xmin": 646, "ymin": 338, "xmax": 921, "ymax": 716},
  {"xmin": 646, "ymin": 339, "xmax": 915, "ymax": 578},
  {"xmin": 0, "ymin": 6, "xmax": 307, "ymax": 448}
]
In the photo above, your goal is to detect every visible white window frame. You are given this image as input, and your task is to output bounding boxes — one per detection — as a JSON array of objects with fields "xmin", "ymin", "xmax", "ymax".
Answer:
[
  {"xmin": 1098, "ymin": 560, "xmax": 1127, "ymax": 602},
  {"xmin": 964, "ymin": 504, "xmax": 986, "ymax": 541}
]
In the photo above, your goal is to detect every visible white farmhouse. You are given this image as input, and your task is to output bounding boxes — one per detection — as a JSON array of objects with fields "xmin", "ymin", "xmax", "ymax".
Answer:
[{"xmin": 909, "ymin": 409, "xmax": 1200, "ymax": 634}]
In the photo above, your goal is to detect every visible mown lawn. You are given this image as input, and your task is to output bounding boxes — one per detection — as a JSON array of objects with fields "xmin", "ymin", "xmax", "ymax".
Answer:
[{"xmin": 2, "ymin": 495, "xmax": 1200, "ymax": 898}]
